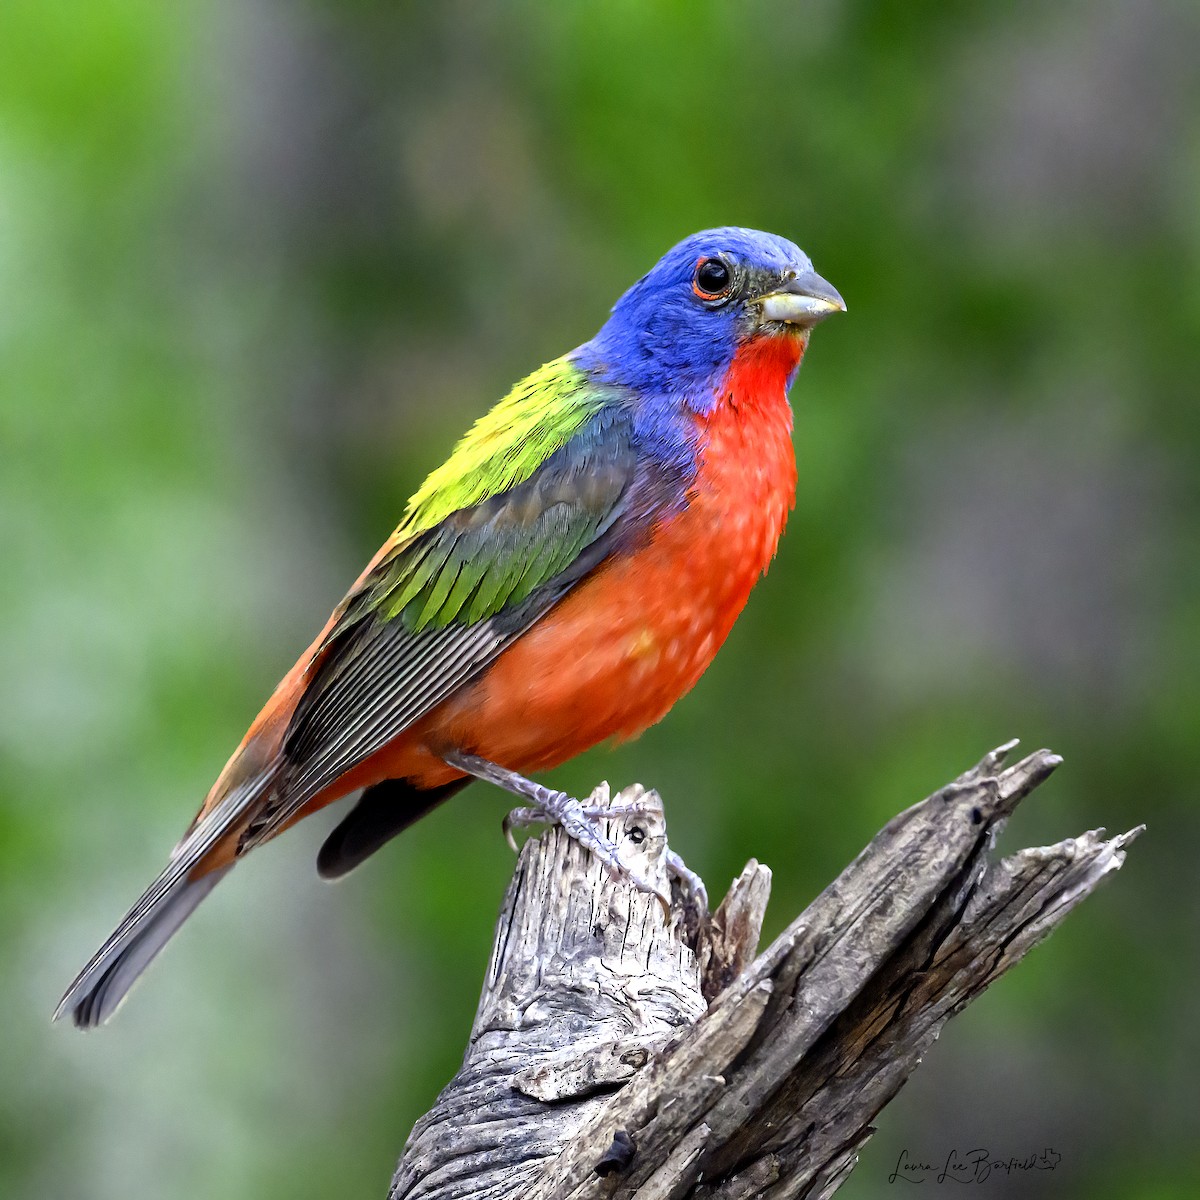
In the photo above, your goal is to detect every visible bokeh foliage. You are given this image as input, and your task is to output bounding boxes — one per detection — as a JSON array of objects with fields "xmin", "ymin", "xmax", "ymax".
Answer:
[{"xmin": 2, "ymin": 1, "xmax": 1198, "ymax": 1197}]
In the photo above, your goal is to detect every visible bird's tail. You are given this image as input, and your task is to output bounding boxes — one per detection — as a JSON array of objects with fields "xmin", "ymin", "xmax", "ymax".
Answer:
[
  {"xmin": 55, "ymin": 863, "xmax": 231, "ymax": 1028},
  {"xmin": 55, "ymin": 765, "xmax": 274, "ymax": 1028}
]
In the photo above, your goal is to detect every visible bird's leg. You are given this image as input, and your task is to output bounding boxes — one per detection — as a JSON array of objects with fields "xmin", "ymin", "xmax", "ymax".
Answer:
[{"xmin": 442, "ymin": 749, "xmax": 671, "ymax": 909}]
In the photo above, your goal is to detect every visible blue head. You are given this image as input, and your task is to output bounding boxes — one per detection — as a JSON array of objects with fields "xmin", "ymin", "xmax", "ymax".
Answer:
[{"xmin": 577, "ymin": 227, "xmax": 844, "ymax": 413}]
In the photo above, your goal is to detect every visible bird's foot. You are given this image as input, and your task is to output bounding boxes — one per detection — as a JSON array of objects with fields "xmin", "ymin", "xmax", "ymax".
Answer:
[
  {"xmin": 500, "ymin": 791, "xmax": 670, "ymax": 910},
  {"xmin": 506, "ymin": 805, "xmax": 708, "ymax": 919},
  {"xmin": 441, "ymin": 749, "xmax": 671, "ymax": 910},
  {"xmin": 503, "ymin": 798, "xmax": 654, "ymax": 842}
]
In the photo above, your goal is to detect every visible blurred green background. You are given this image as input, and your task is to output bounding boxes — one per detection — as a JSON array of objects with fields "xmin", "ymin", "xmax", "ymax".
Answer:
[{"xmin": 3, "ymin": 1, "xmax": 1198, "ymax": 1197}]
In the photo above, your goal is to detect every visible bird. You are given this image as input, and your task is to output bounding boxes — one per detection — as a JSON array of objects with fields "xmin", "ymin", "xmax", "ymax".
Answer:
[{"xmin": 56, "ymin": 227, "xmax": 844, "ymax": 1028}]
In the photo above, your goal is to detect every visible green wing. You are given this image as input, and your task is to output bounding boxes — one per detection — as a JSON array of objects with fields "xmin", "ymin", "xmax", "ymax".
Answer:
[
  {"xmin": 349, "ymin": 436, "xmax": 633, "ymax": 632},
  {"xmin": 329, "ymin": 354, "xmax": 616, "ymax": 635},
  {"xmin": 260, "ymin": 362, "xmax": 641, "ymax": 834},
  {"xmin": 399, "ymin": 356, "xmax": 606, "ymax": 537}
]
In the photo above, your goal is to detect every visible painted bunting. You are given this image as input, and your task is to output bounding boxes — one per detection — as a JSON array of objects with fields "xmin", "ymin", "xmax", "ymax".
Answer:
[{"xmin": 57, "ymin": 227, "xmax": 844, "ymax": 1028}]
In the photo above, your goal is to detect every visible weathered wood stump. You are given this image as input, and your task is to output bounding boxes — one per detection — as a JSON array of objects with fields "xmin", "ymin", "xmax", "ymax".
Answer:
[{"xmin": 389, "ymin": 742, "xmax": 1140, "ymax": 1200}]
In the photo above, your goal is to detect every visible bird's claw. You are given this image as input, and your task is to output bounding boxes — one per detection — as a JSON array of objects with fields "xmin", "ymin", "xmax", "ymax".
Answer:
[
  {"xmin": 502, "ymin": 806, "xmax": 539, "ymax": 853},
  {"xmin": 502, "ymin": 794, "xmax": 671, "ymax": 913},
  {"xmin": 503, "ymin": 799, "xmax": 656, "ymax": 848}
]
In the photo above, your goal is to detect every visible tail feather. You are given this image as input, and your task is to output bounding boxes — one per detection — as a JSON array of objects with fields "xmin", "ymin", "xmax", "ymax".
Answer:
[
  {"xmin": 56, "ymin": 770, "xmax": 275, "ymax": 1029},
  {"xmin": 56, "ymin": 866, "xmax": 230, "ymax": 1028}
]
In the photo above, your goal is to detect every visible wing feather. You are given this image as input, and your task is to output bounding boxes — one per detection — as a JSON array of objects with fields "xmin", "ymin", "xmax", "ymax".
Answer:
[{"xmin": 244, "ymin": 408, "xmax": 652, "ymax": 849}]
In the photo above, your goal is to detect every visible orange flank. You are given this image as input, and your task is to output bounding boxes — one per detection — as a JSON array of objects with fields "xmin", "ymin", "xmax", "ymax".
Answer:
[{"xmin": 196, "ymin": 333, "xmax": 804, "ymax": 872}]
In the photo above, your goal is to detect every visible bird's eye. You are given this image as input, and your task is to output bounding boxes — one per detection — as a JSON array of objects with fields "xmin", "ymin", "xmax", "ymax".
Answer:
[{"xmin": 693, "ymin": 257, "xmax": 733, "ymax": 301}]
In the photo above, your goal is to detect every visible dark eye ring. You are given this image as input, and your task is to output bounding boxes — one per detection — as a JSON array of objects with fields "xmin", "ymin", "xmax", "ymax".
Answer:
[{"xmin": 692, "ymin": 257, "xmax": 733, "ymax": 301}]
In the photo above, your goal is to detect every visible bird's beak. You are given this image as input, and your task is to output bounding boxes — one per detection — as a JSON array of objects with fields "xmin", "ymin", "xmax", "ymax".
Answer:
[{"xmin": 757, "ymin": 270, "xmax": 846, "ymax": 328}]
